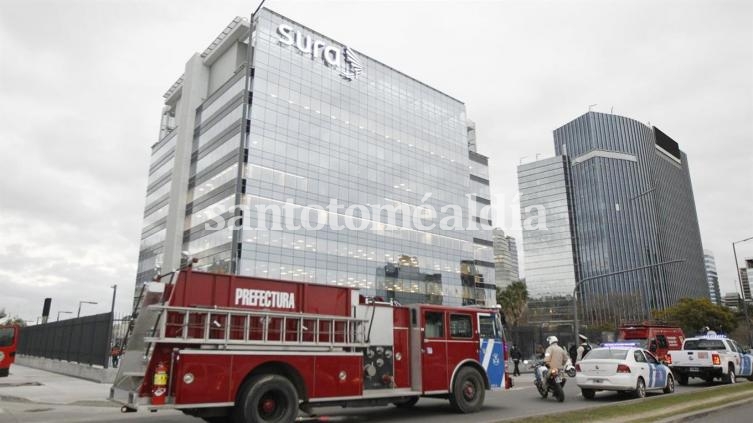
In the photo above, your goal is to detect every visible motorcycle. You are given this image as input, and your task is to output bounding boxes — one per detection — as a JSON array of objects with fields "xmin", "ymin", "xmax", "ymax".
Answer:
[{"xmin": 534, "ymin": 360, "xmax": 576, "ymax": 403}]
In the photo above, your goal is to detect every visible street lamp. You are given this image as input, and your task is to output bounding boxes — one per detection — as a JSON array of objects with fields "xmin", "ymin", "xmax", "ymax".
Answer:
[
  {"xmin": 573, "ymin": 259, "xmax": 685, "ymax": 342},
  {"xmin": 733, "ymin": 236, "xmax": 753, "ymax": 346},
  {"xmin": 57, "ymin": 311, "xmax": 72, "ymax": 321},
  {"xmin": 77, "ymin": 301, "xmax": 98, "ymax": 318}
]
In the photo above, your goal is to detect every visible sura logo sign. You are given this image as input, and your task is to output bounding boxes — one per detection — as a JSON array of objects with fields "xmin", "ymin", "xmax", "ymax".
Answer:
[{"xmin": 277, "ymin": 23, "xmax": 363, "ymax": 80}]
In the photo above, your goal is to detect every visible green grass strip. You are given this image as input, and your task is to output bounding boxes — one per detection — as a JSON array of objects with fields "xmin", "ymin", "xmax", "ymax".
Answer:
[{"xmin": 504, "ymin": 382, "xmax": 753, "ymax": 423}]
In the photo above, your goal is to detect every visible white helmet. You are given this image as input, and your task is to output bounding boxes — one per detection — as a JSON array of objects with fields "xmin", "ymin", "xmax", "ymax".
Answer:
[{"xmin": 547, "ymin": 335, "xmax": 559, "ymax": 345}]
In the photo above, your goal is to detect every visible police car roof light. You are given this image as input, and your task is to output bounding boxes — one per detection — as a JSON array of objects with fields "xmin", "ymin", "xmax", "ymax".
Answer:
[
  {"xmin": 700, "ymin": 334, "xmax": 727, "ymax": 339},
  {"xmin": 601, "ymin": 342, "xmax": 640, "ymax": 348}
]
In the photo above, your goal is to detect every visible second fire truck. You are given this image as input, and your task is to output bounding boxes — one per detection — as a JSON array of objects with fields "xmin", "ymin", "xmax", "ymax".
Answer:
[{"xmin": 110, "ymin": 266, "xmax": 510, "ymax": 422}]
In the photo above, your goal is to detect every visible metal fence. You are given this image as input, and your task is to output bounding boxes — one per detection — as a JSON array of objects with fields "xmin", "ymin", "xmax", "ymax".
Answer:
[
  {"xmin": 17, "ymin": 312, "xmax": 113, "ymax": 367},
  {"xmin": 507, "ymin": 324, "xmax": 606, "ymax": 359}
]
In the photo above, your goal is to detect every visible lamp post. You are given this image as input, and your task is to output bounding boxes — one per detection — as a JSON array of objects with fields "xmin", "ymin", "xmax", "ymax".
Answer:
[
  {"xmin": 77, "ymin": 301, "xmax": 98, "ymax": 318},
  {"xmin": 56, "ymin": 311, "xmax": 72, "ymax": 321},
  {"xmin": 733, "ymin": 236, "xmax": 753, "ymax": 346},
  {"xmin": 573, "ymin": 259, "xmax": 685, "ymax": 341}
]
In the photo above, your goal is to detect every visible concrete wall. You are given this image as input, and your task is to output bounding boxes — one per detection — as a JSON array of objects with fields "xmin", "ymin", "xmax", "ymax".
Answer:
[{"xmin": 16, "ymin": 354, "xmax": 118, "ymax": 383}]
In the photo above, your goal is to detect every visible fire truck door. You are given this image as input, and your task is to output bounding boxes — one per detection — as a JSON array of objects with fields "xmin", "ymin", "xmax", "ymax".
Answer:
[
  {"xmin": 421, "ymin": 310, "xmax": 448, "ymax": 392},
  {"xmin": 478, "ymin": 313, "xmax": 504, "ymax": 390}
]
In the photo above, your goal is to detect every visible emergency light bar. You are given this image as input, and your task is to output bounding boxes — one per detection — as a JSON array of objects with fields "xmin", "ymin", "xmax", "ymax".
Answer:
[
  {"xmin": 601, "ymin": 342, "xmax": 640, "ymax": 348},
  {"xmin": 699, "ymin": 334, "xmax": 727, "ymax": 339}
]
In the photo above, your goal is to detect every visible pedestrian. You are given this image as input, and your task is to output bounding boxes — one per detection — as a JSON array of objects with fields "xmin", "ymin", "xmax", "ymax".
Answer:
[
  {"xmin": 510, "ymin": 344, "xmax": 522, "ymax": 376},
  {"xmin": 111, "ymin": 344, "xmax": 122, "ymax": 368},
  {"xmin": 576, "ymin": 334, "xmax": 591, "ymax": 362}
]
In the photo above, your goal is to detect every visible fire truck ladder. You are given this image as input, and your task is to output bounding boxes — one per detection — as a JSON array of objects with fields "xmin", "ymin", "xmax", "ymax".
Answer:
[{"xmin": 144, "ymin": 305, "xmax": 370, "ymax": 349}]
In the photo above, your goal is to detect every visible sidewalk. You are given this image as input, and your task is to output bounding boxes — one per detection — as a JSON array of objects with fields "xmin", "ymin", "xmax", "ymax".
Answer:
[{"xmin": 0, "ymin": 365, "xmax": 113, "ymax": 406}]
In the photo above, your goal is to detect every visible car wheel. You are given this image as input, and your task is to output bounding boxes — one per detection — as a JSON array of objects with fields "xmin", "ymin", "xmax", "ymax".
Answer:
[
  {"xmin": 581, "ymin": 388, "xmax": 595, "ymax": 400},
  {"xmin": 677, "ymin": 374, "xmax": 689, "ymax": 386},
  {"xmin": 233, "ymin": 374, "xmax": 299, "ymax": 423},
  {"xmin": 393, "ymin": 397, "xmax": 419, "ymax": 408},
  {"xmin": 663, "ymin": 375, "xmax": 675, "ymax": 394},
  {"xmin": 448, "ymin": 366, "xmax": 485, "ymax": 413},
  {"xmin": 724, "ymin": 367, "xmax": 736, "ymax": 384},
  {"xmin": 634, "ymin": 377, "xmax": 646, "ymax": 399}
]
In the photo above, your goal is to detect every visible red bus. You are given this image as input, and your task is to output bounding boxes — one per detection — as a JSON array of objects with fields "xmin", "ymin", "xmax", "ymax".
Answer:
[{"xmin": 0, "ymin": 324, "xmax": 19, "ymax": 377}]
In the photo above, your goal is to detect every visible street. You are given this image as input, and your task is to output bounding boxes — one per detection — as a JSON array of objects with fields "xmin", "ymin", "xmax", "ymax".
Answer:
[{"xmin": 0, "ymin": 365, "xmax": 745, "ymax": 423}]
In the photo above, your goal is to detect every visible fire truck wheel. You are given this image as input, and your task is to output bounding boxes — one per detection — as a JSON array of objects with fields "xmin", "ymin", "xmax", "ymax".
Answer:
[
  {"xmin": 392, "ymin": 397, "xmax": 419, "ymax": 408},
  {"xmin": 234, "ymin": 374, "xmax": 299, "ymax": 423},
  {"xmin": 449, "ymin": 367, "xmax": 485, "ymax": 413}
]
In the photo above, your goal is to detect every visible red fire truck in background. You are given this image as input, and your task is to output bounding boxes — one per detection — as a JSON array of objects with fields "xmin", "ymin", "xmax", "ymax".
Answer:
[
  {"xmin": 617, "ymin": 323, "xmax": 685, "ymax": 363},
  {"xmin": 0, "ymin": 324, "xmax": 19, "ymax": 377},
  {"xmin": 110, "ymin": 266, "xmax": 510, "ymax": 422}
]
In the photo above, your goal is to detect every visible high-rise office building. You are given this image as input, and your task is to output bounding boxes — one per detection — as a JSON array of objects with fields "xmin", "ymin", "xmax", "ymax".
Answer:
[
  {"xmin": 703, "ymin": 250, "xmax": 721, "ymax": 305},
  {"xmin": 133, "ymin": 9, "xmax": 496, "ymax": 307},
  {"xmin": 518, "ymin": 156, "xmax": 580, "ymax": 322},
  {"xmin": 519, "ymin": 112, "xmax": 706, "ymax": 325},
  {"xmin": 493, "ymin": 228, "xmax": 520, "ymax": 289}
]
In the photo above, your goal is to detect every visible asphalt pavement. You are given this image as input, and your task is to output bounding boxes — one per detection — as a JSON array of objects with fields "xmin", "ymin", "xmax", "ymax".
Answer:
[{"xmin": 0, "ymin": 364, "xmax": 747, "ymax": 423}]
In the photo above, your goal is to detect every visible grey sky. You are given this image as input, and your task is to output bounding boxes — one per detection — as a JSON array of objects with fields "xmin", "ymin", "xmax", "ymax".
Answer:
[{"xmin": 0, "ymin": 0, "xmax": 751, "ymax": 322}]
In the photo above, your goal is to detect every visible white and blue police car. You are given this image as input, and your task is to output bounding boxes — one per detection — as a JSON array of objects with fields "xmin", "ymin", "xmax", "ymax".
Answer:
[{"xmin": 575, "ymin": 343, "xmax": 675, "ymax": 399}]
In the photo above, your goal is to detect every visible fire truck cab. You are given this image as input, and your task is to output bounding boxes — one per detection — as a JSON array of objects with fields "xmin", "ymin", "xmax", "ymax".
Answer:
[
  {"xmin": 0, "ymin": 324, "xmax": 19, "ymax": 377},
  {"xmin": 110, "ymin": 268, "xmax": 508, "ymax": 422}
]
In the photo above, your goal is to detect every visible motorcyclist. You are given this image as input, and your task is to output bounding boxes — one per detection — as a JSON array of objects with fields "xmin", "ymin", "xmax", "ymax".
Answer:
[{"xmin": 535, "ymin": 336, "xmax": 569, "ymax": 383}]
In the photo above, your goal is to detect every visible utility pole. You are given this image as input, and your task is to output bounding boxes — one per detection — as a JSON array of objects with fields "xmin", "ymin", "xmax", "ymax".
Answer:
[{"xmin": 733, "ymin": 236, "xmax": 753, "ymax": 346}]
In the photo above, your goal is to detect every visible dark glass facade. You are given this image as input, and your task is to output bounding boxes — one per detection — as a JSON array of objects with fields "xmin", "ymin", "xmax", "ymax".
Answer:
[{"xmin": 552, "ymin": 112, "xmax": 706, "ymax": 324}]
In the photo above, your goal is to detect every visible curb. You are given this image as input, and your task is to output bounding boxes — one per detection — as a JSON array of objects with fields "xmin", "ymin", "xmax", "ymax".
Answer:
[{"xmin": 654, "ymin": 396, "xmax": 752, "ymax": 422}]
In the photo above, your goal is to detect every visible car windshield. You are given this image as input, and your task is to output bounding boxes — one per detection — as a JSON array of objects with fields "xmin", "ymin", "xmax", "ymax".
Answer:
[
  {"xmin": 683, "ymin": 339, "xmax": 726, "ymax": 350},
  {"xmin": 584, "ymin": 348, "xmax": 628, "ymax": 360}
]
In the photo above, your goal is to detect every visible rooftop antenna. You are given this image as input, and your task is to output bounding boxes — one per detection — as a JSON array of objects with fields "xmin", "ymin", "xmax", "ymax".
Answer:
[{"xmin": 610, "ymin": 106, "xmax": 614, "ymax": 114}]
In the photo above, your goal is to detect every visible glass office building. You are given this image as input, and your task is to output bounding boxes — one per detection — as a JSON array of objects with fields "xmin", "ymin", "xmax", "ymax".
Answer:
[
  {"xmin": 519, "ymin": 112, "xmax": 706, "ymax": 325},
  {"xmin": 703, "ymin": 249, "xmax": 721, "ymax": 305},
  {"xmin": 518, "ymin": 156, "xmax": 580, "ymax": 323},
  {"xmin": 133, "ymin": 9, "xmax": 496, "ymax": 307}
]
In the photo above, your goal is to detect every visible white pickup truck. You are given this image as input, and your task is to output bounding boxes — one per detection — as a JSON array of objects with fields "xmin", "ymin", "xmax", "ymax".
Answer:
[{"xmin": 667, "ymin": 334, "xmax": 753, "ymax": 385}]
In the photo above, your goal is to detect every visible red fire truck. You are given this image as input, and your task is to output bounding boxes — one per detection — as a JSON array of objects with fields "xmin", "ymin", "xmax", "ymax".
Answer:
[
  {"xmin": 0, "ymin": 324, "xmax": 19, "ymax": 377},
  {"xmin": 617, "ymin": 323, "xmax": 685, "ymax": 363},
  {"xmin": 110, "ymin": 267, "xmax": 509, "ymax": 422}
]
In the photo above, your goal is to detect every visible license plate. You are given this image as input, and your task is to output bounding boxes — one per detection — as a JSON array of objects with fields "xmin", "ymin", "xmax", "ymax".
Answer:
[
  {"xmin": 592, "ymin": 379, "xmax": 604, "ymax": 383},
  {"xmin": 690, "ymin": 367, "xmax": 699, "ymax": 372}
]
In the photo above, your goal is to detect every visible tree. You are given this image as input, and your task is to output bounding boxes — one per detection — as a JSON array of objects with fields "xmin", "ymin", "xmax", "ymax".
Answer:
[
  {"xmin": 653, "ymin": 298, "xmax": 737, "ymax": 335},
  {"xmin": 0, "ymin": 308, "xmax": 26, "ymax": 326},
  {"xmin": 497, "ymin": 280, "xmax": 529, "ymax": 328}
]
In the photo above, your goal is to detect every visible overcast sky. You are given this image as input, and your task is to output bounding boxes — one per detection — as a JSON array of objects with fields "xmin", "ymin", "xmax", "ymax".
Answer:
[{"xmin": 1, "ymin": 0, "xmax": 751, "ymax": 323}]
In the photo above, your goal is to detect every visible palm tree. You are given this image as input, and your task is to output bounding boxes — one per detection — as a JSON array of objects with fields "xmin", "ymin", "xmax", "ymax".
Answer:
[{"xmin": 497, "ymin": 280, "xmax": 529, "ymax": 345}]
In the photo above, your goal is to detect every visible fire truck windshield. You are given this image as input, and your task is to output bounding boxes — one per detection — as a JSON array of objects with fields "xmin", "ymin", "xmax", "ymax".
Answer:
[{"xmin": 0, "ymin": 328, "xmax": 15, "ymax": 347}]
